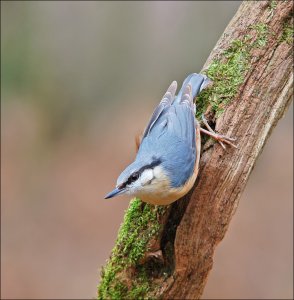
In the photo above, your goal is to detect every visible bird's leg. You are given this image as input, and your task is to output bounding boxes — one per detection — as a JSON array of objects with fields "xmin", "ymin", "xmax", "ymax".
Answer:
[{"xmin": 200, "ymin": 115, "xmax": 237, "ymax": 149}]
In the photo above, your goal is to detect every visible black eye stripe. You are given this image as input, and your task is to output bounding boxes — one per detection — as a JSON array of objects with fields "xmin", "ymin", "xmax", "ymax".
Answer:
[
  {"xmin": 123, "ymin": 158, "xmax": 162, "ymax": 187},
  {"xmin": 137, "ymin": 158, "xmax": 162, "ymax": 174}
]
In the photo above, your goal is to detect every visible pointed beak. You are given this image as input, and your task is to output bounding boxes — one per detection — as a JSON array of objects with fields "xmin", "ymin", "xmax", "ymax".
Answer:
[{"xmin": 104, "ymin": 187, "xmax": 126, "ymax": 199}]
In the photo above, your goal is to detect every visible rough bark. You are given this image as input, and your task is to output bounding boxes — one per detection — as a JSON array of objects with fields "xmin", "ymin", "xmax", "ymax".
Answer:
[{"xmin": 98, "ymin": 1, "xmax": 293, "ymax": 299}]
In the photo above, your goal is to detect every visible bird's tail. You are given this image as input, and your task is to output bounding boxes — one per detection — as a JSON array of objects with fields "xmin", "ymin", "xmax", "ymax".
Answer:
[{"xmin": 174, "ymin": 73, "xmax": 211, "ymax": 104}]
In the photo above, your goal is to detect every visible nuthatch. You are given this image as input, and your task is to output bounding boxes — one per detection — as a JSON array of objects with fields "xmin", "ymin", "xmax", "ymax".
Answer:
[{"xmin": 105, "ymin": 73, "xmax": 236, "ymax": 205}]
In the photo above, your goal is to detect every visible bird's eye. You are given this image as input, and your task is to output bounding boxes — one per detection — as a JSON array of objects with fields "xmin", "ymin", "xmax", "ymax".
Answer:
[{"xmin": 130, "ymin": 173, "xmax": 139, "ymax": 181}]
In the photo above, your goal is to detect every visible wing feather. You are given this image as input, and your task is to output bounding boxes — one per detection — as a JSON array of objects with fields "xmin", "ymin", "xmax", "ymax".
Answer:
[
  {"xmin": 142, "ymin": 80, "xmax": 177, "ymax": 138},
  {"xmin": 166, "ymin": 83, "xmax": 196, "ymax": 148}
]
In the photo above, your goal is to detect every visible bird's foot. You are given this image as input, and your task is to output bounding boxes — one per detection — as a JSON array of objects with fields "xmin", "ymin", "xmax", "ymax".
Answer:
[{"xmin": 200, "ymin": 115, "xmax": 237, "ymax": 149}]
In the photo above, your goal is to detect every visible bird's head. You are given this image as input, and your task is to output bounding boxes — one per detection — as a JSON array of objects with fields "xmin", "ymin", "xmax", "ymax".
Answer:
[{"xmin": 104, "ymin": 156, "xmax": 170, "ymax": 200}]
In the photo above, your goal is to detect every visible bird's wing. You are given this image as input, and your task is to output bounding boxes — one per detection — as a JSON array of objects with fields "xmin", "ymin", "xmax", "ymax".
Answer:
[
  {"xmin": 137, "ymin": 85, "xmax": 196, "ymax": 189},
  {"xmin": 166, "ymin": 84, "xmax": 196, "ymax": 149},
  {"xmin": 142, "ymin": 80, "xmax": 177, "ymax": 139}
]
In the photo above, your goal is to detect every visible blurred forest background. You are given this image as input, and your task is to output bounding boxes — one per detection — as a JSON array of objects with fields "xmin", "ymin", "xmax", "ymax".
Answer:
[{"xmin": 1, "ymin": 1, "xmax": 293, "ymax": 299}]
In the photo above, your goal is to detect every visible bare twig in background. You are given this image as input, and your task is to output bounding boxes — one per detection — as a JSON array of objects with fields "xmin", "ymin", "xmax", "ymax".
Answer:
[{"xmin": 98, "ymin": 1, "xmax": 293, "ymax": 299}]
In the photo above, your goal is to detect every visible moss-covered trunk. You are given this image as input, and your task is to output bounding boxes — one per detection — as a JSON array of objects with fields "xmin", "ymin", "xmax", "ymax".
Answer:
[{"xmin": 97, "ymin": 1, "xmax": 293, "ymax": 299}]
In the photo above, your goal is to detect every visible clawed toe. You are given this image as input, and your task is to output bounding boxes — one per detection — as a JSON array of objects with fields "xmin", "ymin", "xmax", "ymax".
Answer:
[
  {"xmin": 216, "ymin": 134, "xmax": 238, "ymax": 149},
  {"xmin": 224, "ymin": 136, "xmax": 237, "ymax": 142},
  {"xmin": 200, "ymin": 114, "xmax": 238, "ymax": 149}
]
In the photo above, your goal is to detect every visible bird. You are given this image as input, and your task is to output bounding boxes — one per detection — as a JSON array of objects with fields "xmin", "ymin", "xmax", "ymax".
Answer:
[{"xmin": 105, "ymin": 73, "xmax": 236, "ymax": 205}]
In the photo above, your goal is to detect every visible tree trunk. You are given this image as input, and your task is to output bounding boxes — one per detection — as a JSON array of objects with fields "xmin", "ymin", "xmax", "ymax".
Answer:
[{"xmin": 97, "ymin": 1, "xmax": 293, "ymax": 299}]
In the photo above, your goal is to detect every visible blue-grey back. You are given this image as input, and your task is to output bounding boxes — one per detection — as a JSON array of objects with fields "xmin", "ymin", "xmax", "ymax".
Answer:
[
  {"xmin": 136, "ymin": 100, "xmax": 196, "ymax": 188},
  {"xmin": 135, "ymin": 73, "xmax": 210, "ymax": 187},
  {"xmin": 122, "ymin": 73, "xmax": 210, "ymax": 189}
]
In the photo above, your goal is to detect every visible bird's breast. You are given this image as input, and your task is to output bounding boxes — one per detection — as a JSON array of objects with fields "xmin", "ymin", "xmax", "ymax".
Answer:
[{"xmin": 136, "ymin": 165, "xmax": 198, "ymax": 205}]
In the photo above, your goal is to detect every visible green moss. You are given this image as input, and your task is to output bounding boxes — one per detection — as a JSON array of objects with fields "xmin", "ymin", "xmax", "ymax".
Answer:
[
  {"xmin": 250, "ymin": 23, "xmax": 269, "ymax": 48},
  {"xmin": 269, "ymin": 0, "xmax": 277, "ymax": 11},
  {"xmin": 127, "ymin": 267, "xmax": 150, "ymax": 299},
  {"xmin": 98, "ymin": 198, "xmax": 165, "ymax": 299},
  {"xmin": 197, "ymin": 24, "xmax": 269, "ymax": 118},
  {"xmin": 109, "ymin": 282, "xmax": 128, "ymax": 300},
  {"xmin": 280, "ymin": 21, "xmax": 293, "ymax": 44},
  {"xmin": 115, "ymin": 198, "xmax": 163, "ymax": 264},
  {"xmin": 197, "ymin": 37, "xmax": 251, "ymax": 118}
]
